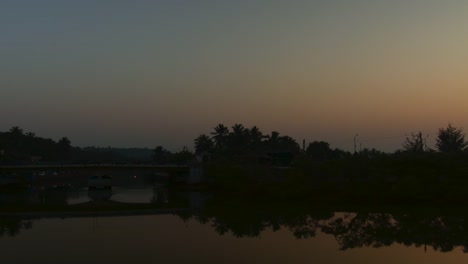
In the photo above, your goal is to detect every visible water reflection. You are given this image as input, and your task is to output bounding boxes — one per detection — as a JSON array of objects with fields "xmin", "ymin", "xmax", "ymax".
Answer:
[
  {"xmin": 173, "ymin": 199, "xmax": 468, "ymax": 254},
  {"xmin": 0, "ymin": 217, "xmax": 32, "ymax": 238},
  {"xmin": 67, "ymin": 187, "xmax": 158, "ymax": 205},
  {"xmin": 3, "ymin": 203, "xmax": 468, "ymax": 255},
  {"xmin": 87, "ymin": 189, "xmax": 112, "ymax": 201},
  {"xmin": 0, "ymin": 185, "xmax": 174, "ymax": 206},
  {"xmin": 111, "ymin": 187, "xmax": 154, "ymax": 204},
  {"xmin": 3, "ymin": 171, "xmax": 468, "ymax": 254}
]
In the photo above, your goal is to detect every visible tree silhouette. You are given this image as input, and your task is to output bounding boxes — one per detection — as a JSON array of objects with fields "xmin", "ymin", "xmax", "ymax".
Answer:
[
  {"xmin": 211, "ymin": 124, "xmax": 229, "ymax": 150},
  {"xmin": 58, "ymin": 137, "xmax": 71, "ymax": 151},
  {"xmin": 277, "ymin": 136, "xmax": 300, "ymax": 152},
  {"xmin": 248, "ymin": 126, "xmax": 264, "ymax": 147},
  {"xmin": 229, "ymin": 124, "xmax": 248, "ymax": 152},
  {"xmin": 403, "ymin": 132, "xmax": 425, "ymax": 152},
  {"xmin": 266, "ymin": 131, "xmax": 281, "ymax": 149},
  {"xmin": 230, "ymin": 124, "xmax": 247, "ymax": 140},
  {"xmin": 307, "ymin": 141, "xmax": 332, "ymax": 159},
  {"xmin": 152, "ymin": 146, "xmax": 172, "ymax": 164},
  {"xmin": 194, "ymin": 134, "xmax": 213, "ymax": 154},
  {"xmin": 57, "ymin": 137, "xmax": 72, "ymax": 159},
  {"xmin": 436, "ymin": 124, "xmax": 467, "ymax": 153},
  {"xmin": 173, "ymin": 146, "xmax": 194, "ymax": 164},
  {"xmin": 8, "ymin": 126, "xmax": 23, "ymax": 136}
]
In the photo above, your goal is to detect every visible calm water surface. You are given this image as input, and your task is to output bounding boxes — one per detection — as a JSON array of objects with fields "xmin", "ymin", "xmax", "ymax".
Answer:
[
  {"xmin": 1, "ymin": 173, "xmax": 468, "ymax": 263},
  {"xmin": 1, "ymin": 213, "xmax": 467, "ymax": 264}
]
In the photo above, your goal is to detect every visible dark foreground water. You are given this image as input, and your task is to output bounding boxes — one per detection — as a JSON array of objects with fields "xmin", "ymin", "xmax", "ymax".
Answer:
[
  {"xmin": 1, "ymin": 213, "xmax": 468, "ymax": 264},
  {"xmin": 2, "ymin": 172, "xmax": 468, "ymax": 263}
]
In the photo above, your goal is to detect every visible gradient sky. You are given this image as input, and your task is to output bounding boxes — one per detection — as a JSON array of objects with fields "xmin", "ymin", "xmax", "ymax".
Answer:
[{"xmin": 2, "ymin": 0, "xmax": 468, "ymax": 151}]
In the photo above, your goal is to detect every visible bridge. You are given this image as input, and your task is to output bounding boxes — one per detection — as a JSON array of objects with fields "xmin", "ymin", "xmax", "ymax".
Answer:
[
  {"xmin": 0, "ymin": 164, "xmax": 189, "ymax": 170},
  {"xmin": 0, "ymin": 164, "xmax": 204, "ymax": 185}
]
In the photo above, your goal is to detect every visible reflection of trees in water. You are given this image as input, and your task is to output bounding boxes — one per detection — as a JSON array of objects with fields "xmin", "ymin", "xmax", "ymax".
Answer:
[
  {"xmin": 0, "ymin": 217, "xmax": 32, "ymax": 238},
  {"xmin": 175, "ymin": 201, "xmax": 333, "ymax": 239},
  {"xmin": 177, "ymin": 204, "xmax": 468, "ymax": 253},
  {"xmin": 279, "ymin": 210, "xmax": 334, "ymax": 239},
  {"xmin": 320, "ymin": 213, "xmax": 468, "ymax": 253},
  {"xmin": 211, "ymin": 215, "xmax": 268, "ymax": 237},
  {"xmin": 321, "ymin": 213, "xmax": 400, "ymax": 250}
]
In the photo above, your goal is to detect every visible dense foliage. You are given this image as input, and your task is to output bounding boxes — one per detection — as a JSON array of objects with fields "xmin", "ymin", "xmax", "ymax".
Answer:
[
  {"xmin": 0, "ymin": 126, "xmax": 72, "ymax": 162},
  {"xmin": 0, "ymin": 126, "xmax": 153, "ymax": 163}
]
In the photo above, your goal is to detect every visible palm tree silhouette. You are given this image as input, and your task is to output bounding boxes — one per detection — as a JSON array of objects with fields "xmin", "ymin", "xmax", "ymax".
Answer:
[
  {"xmin": 267, "ymin": 131, "xmax": 280, "ymax": 144},
  {"xmin": 249, "ymin": 126, "xmax": 264, "ymax": 145},
  {"xmin": 231, "ymin": 124, "xmax": 246, "ymax": 137},
  {"xmin": 229, "ymin": 124, "xmax": 248, "ymax": 153},
  {"xmin": 194, "ymin": 134, "xmax": 213, "ymax": 154},
  {"xmin": 211, "ymin": 124, "xmax": 229, "ymax": 149}
]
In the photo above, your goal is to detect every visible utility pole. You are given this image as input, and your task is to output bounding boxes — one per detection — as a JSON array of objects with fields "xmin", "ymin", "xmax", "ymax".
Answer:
[
  {"xmin": 418, "ymin": 132, "xmax": 423, "ymax": 152},
  {"xmin": 354, "ymin": 134, "xmax": 358, "ymax": 154}
]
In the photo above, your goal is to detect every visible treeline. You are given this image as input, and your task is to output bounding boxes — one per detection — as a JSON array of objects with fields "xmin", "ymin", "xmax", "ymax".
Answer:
[
  {"xmin": 151, "ymin": 146, "xmax": 194, "ymax": 165},
  {"xmin": 292, "ymin": 123, "xmax": 468, "ymax": 179},
  {"xmin": 165, "ymin": 123, "xmax": 468, "ymax": 199},
  {"xmin": 0, "ymin": 126, "xmax": 153, "ymax": 164},
  {"xmin": 153, "ymin": 123, "xmax": 302, "ymax": 165},
  {"xmin": 2, "ymin": 122, "xmax": 468, "ymax": 165},
  {"xmin": 147, "ymin": 122, "xmax": 468, "ymax": 168},
  {"xmin": 195, "ymin": 124, "xmax": 300, "ymax": 156},
  {"xmin": 187, "ymin": 122, "xmax": 468, "ymax": 162},
  {"xmin": 0, "ymin": 126, "xmax": 72, "ymax": 162}
]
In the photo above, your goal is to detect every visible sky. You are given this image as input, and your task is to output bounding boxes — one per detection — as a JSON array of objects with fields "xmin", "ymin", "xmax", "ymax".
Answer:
[{"xmin": 2, "ymin": 0, "xmax": 468, "ymax": 152}]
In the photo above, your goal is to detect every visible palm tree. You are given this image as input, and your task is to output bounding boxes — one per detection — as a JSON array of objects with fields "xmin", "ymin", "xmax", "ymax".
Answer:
[
  {"xmin": 231, "ymin": 124, "xmax": 246, "ymax": 137},
  {"xmin": 248, "ymin": 126, "xmax": 268, "ymax": 148},
  {"xmin": 229, "ymin": 124, "xmax": 249, "ymax": 153},
  {"xmin": 267, "ymin": 131, "xmax": 280, "ymax": 144},
  {"xmin": 211, "ymin": 124, "xmax": 229, "ymax": 149},
  {"xmin": 249, "ymin": 126, "xmax": 264, "ymax": 146},
  {"xmin": 194, "ymin": 134, "xmax": 214, "ymax": 154}
]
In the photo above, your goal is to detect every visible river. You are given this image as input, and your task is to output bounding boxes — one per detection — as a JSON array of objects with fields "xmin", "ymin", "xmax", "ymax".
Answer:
[{"xmin": 1, "ymin": 173, "xmax": 468, "ymax": 263}]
